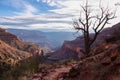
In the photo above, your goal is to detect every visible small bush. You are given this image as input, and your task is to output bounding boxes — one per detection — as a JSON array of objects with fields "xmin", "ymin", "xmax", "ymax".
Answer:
[{"xmin": 0, "ymin": 56, "xmax": 39, "ymax": 80}]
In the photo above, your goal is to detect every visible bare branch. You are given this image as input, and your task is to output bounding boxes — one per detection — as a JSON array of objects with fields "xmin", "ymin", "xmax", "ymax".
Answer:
[
  {"xmin": 73, "ymin": 19, "xmax": 86, "ymax": 32},
  {"xmin": 79, "ymin": 18, "xmax": 85, "ymax": 26},
  {"xmin": 73, "ymin": 0, "xmax": 116, "ymax": 54}
]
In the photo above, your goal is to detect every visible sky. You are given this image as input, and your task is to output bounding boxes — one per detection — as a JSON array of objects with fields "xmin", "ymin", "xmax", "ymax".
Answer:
[{"xmin": 0, "ymin": 0, "xmax": 120, "ymax": 32}]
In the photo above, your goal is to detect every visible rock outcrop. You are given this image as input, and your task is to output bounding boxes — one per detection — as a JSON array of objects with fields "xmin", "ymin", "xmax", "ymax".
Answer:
[
  {"xmin": 30, "ymin": 42, "xmax": 120, "ymax": 80},
  {"xmin": 0, "ymin": 39, "xmax": 31, "ymax": 65},
  {"xmin": 0, "ymin": 27, "xmax": 42, "ymax": 66},
  {"xmin": 48, "ymin": 23, "xmax": 120, "ymax": 61},
  {"xmin": 60, "ymin": 41, "xmax": 120, "ymax": 80},
  {"xmin": 0, "ymin": 28, "xmax": 41, "ymax": 55},
  {"xmin": 30, "ymin": 23, "xmax": 120, "ymax": 80},
  {"xmin": 0, "ymin": 28, "xmax": 42, "ymax": 79}
]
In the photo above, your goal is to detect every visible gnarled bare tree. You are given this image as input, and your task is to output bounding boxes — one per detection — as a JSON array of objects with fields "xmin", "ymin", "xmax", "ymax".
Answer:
[{"xmin": 73, "ymin": 1, "xmax": 116, "ymax": 55}]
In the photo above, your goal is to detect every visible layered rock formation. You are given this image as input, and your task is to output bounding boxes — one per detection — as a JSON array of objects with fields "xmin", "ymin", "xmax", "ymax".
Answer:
[
  {"xmin": 48, "ymin": 23, "xmax": 120, "ymax": 61},
  {"xmin": 60, "ymin": 39, "xmax": 120, "ymax": 80},
  {"xmin": 30, "ymin": 23, "xmax": 120, "ymax": 80},
  {"xmin": 0, "ymin": 39, "xmax": 31, "ymax": 65},
  {"xmin": 0, "ymin": 28, "xmax": 41, "ymax": 55},
  {"xmin": 0, "ymin": 28, "xmax": 42, "ymax": 79},
  {"xmin": 30, "ymin": 42, "xmax": 120, "ymax": 80},
  {"xmin": 0, "ymin": 27, "xmax": 42, "ymax": 65}
]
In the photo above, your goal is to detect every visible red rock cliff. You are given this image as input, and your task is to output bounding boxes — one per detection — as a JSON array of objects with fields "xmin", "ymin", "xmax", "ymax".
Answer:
[
  {"xmin": 0, "ymin": 28, "xmax": 41, "ymax": 55},
  {"xmin": 49, "ymin": 23, "xmax": 120, "ymax": 61}
]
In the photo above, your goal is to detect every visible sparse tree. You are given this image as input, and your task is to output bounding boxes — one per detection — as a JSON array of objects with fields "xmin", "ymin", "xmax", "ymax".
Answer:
[{"xmin": 73, "ymin": 0, "xmax": 116, "ymax": 55}]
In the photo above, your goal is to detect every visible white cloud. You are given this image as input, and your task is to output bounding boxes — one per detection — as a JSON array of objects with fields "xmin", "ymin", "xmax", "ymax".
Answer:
[
  {"xmin": 14, "ymin": 2, "xmax": 38, "ymax": 16},
  {"xmin": 0, "ymin": 14, "xmax": 73, "ymax": 31},
  {"xmin": 0, "ymin": 0, "xmax": 120, "ymax": 32},
  {"xmin": 42, "ymin": 0, "xmax": 120, "ymax": 27}
]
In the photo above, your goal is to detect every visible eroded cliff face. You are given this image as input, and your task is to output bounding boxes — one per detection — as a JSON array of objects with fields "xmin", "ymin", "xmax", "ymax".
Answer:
[
  {"xmin": 0, "ymin": 27, "xmax": 43, "ymax": 66},
  {"xmin": 30, "ymin": 42, "xmax": 120, "ymax": 80},
  {"xmin": 0, "ymin": 28, "xmax": 41, "ymax": 55},
  {"xmin": 30, "ymin": 23, "xmax": 120, "ymax": 80},
  {"xmin": 59, "ymin": 41, "xmax": 120, "ymax": 80},
  {"xmin": 47, "ymin": 37, "xmax": 84, "ymax": 61},
  {"xmin": 0, "ymin": 39, "xmax": 31, "ymax": 65},
  {"xmin": 49, "ymin": 23, "xmax": 120, "ymax": 61},
  {"xmin": 0, "ymin": 28, "xmax": 43, "ymax": 79},
  {"xmin": 58, "ymin": 23, "xmax": 120, "ymax": 80}
]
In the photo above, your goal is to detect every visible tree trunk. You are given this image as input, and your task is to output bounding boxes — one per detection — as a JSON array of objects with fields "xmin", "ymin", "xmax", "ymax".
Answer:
[{"xmin": 84, "ymin": 32, "xmax": 90, "ymax": 55}]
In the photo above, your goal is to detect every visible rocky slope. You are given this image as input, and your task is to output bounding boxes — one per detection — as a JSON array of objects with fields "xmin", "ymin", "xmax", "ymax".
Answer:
[
  {"xmin": 59, "ymin": 40, "xmax": 120, "ymax": 80},
  {"xmin": 0, "ymin": 39, "xmax": 31, "ymax": 65},
  {"xmin": 0, "ymin": 27, "xmax": 42, "ymax": 68},
  {"xmin": 30, "ymin": 43, "xmax": 120, "ymax": 80},
  {"xmin": 30, "ymin": 23, "xmax": 120, "ymax": 80},
  {"xmin": 0, "ymin": 28, "xmax": 41, "ymax": 55},
  {"xmin": 0, "ymin": 28, "xmax": 42, "ymax": 79},
  {"xmin": 48, "ymin": 23, "xmax": 120, "ymax": 61}
]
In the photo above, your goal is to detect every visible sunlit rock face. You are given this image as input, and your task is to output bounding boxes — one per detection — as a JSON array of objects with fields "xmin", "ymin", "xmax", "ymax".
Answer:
[
  {"xmin": 0, "ymin": 27, "xmax": 43, "ymax": 67},
  {"xmin": 59, "ymin": 41, "xmax": 120, "ymax": 80},
  {"xmin": 55, "ymin": 24, "xmax": 120, "ymax": 79},
  {"xmin": 30, "ymin": 31, "xmax": 120, "ymax": 80},
  {"xmin": 0, "ymin": 39, "xmax": 31, "ymax": 65},
  {"xmin": 48, "ymin": 23, "xmax": 120, "ymax": 61},
  {"xmin": 0, "ymin": 28, "xmax": 41, "ymax": 55}
]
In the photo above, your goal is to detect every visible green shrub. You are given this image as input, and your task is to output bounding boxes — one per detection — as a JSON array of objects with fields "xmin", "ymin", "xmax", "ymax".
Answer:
[{"xmin": 0, "ymin": 56, "xmax": 39, "ymax": 80}]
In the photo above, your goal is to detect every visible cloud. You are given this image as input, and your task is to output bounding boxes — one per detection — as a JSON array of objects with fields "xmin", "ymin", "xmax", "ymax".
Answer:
[
  {"xmin": 41, "ymin": 0, "xmax": 120, "ymax": 28},
  {"xmin": 0, "ymin": 0, "xmax": 38, "ymax": 16},
  {"xmin": 14, "ymin": 2, "xmax": 38, "ymax": 16},
  {"xmin": 0, "ymin": 14, "xmax": 73, "ymax": 31},
  {"xmin": 0, "ymin": 0, "xmax": 120, "ymax": 32}
]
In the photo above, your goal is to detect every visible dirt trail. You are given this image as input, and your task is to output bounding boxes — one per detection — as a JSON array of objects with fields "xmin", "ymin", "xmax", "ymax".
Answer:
[
  {"xmin": 44, "ymin": 66, "xmax": 71, "ymax": 80},
  {"xmin": 30, "ymin": 65, "xmax": 74, "ymax": 80}
]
